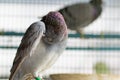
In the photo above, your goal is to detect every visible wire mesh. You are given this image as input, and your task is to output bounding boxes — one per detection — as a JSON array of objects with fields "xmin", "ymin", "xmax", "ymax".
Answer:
[{"xmin": 0, "ymin": 0, "xmax": 120, "ymax": 79}]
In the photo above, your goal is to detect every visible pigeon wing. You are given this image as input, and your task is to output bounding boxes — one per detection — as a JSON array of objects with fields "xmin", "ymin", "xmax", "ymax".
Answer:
[{"xmin": 9, "ymin": 21, "xmax": 45, "ymax": 80}]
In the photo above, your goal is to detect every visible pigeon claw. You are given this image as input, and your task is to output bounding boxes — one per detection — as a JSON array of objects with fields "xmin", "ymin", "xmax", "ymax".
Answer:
[{"xmin": 24, "ymin": 73, "xmax": 34, "ymax": 80}]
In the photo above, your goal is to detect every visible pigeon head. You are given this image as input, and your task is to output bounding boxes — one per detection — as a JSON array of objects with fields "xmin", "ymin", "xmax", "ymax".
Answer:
[
  {"xmin": 90, "ymin": 0, "xmax": 102, "ymax": 6},
  {"xmin": 41, "ymin": 11, "xmax": 67, "ymax": 44}
]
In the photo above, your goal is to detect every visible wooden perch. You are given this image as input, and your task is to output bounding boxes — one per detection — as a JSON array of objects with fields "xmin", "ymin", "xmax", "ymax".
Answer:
[{"xmin": 50, "ymin": 74, "xmax": 120, "ymax": 80}]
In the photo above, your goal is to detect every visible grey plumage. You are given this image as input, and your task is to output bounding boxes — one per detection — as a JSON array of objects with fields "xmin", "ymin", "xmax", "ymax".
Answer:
[
  {"xmin": 59, "ymin": 0, "xmax": 102, "ymax": 33},
  {"xmin": 9, "ymin": 12, "xmax": 68, "ymax": 80}
]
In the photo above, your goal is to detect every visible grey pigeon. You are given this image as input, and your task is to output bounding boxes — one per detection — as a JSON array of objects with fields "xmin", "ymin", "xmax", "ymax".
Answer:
[
  {"xmin": 9, "ymin": 12, "xmax": 68, "ymax": 80},
  {"xmin": 59, "ymin": 0, "xmax": 102, "ymax": 34}
]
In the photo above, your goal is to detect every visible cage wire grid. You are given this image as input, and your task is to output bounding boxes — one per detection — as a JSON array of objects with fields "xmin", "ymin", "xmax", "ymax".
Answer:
[{"xmin": 0, "ymin": 0, "xmax": 120, "ymax": 79}]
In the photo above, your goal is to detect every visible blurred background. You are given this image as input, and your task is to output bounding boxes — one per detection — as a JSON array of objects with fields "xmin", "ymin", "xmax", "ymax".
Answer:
[{"xmin": 0, "ymin": 0, "xmax": 120, "ymax": 79}]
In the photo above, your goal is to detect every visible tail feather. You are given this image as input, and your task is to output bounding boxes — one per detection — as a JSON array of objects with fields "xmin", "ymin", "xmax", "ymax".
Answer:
[{"xmin": 9, "ymin": 70, "xmax": 24, "ymax": 80}]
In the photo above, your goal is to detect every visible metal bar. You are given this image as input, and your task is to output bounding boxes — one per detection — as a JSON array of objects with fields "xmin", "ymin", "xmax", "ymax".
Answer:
[
  {"xmin": 1, "ymin": 46, "xmax": 120, "ymax": 51},
  {"xmin": 68, "ymin": 33, "xmax": 120, "ymax": 38},
  {"xmin": 0, "ymin": 46, "xmax": 18, "ymax": 49},
  {"xmin": 1, "ymin": 31, "xmax": 120, "ymax": 38},
  {"xmin": 0, "ymin": 31, "xmax": 24, "ymax": 36},
  {"xmin": 66, "ymin": 47, "xmax": 120, "ymax": 51}
]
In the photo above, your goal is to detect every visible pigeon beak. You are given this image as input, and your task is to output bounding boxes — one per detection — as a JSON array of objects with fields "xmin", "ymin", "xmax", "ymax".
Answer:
[
  {"xmin": 43, "ymin": 26, "xmax": 46, "ymax": 37},
  {"xmin": 43, "ymin": 31, "xmax": 46, "ymax": 36},
  {"xmin": 43, "ymin": 33, "xmax": 45, "ymax": 37},
  {"xmin": 43, "ymin": 25, "xmax": 46, "ymax": 36}
]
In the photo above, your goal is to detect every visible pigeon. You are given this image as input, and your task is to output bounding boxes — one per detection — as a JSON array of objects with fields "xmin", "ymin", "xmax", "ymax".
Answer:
[
  {"xmin": 59, "ymin": 0, "xmax": 102, "ymax": 34},
  {"xmin": 9, "ymin": 11, "xmax": 68, "ymax": 80}
]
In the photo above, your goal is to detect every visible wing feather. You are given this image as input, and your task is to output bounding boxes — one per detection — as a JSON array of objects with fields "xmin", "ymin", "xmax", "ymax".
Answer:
[{"xmin": 9, "ymin": 21, "xmax": 45, "ymax": 80}]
